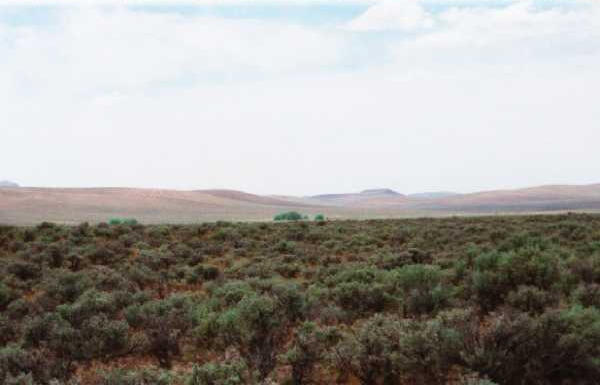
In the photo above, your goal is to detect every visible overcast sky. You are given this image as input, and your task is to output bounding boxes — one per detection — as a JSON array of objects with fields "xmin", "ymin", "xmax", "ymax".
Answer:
[{"xmin": 1, "ymin": 0, "xmax": 599, "ymax": 195}]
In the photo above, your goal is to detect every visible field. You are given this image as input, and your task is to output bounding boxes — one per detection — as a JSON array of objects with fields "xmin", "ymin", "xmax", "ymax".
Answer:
[{"xmin": 2, "ymin": 214, "xmax": 600, "ymax": 384}]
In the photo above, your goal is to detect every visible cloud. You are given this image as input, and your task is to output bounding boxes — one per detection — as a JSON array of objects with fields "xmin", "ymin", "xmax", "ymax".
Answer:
[
  {"xmin": 1, "ymin": 7, "xmax": 348, "ymax": 97},
  {"xmin": 2, "ymin": 1, "xmax": 600, "ymax": 194},
  {"xmin": 351, "ymin": 0, "xmax": 600, "ymax": 77},
  {"xmin": 348, "ymin": 0, "xmax": 434, "ymax": 31},
  {"xmin": 0, "ymin": 0, "xmax": 374, "ymax": 5}
]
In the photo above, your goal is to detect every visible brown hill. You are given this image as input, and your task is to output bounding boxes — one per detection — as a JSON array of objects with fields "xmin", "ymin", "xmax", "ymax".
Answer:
[
  {"xmin": 1, "ymin": 184, "xmax": 600, "ymax": 225},
  {"xmin": 415, "ymin": 184, "xmax": 600, "ymax": 212},
  {"xmin": 197, "ymin": 189, "xmax": 310, "ymax": 207},
  {"xmin": 0, "ymin": 187, "xmax": 331, "ymax": 225}
]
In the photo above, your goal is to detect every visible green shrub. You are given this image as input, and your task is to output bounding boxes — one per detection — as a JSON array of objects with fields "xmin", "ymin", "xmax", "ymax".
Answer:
[
  {"xmin": 44, "ymin": 270, "xmax": 92, "ymax": 304},
  {"xmin": 0, "ymin": 345, "xmax": 30, "ymax": 383},
  {"xmin": 275, "ymin": 240, "xmax": 296, "ymax": 254},
  {"xmin": 124, "ymin": 295, "xmax": 193, "ymax": 368},
  {"xmin": 460, "ymin": 376, "xmax": 498, "ymax": 385},
  {"xmin": 396, "ymin": 314, "xmax": 464, "ymax": 383},
  {"xmin": 45, "ymin": 243, "xmax": 66, "ymax": 268},
  {"xmin": 86, "ymin": 245, "xmax": 118, "ymax": 265},
  {"xmin": 7, "ymin": 261, "xmax": 40, "ymax": 281},
  {"xmin": 5, "ymin": 298, "xmax": 34, "ymax": 320},
  {"xmin": 57, "ymin": 289, "xmax": 118, "ymax": 326},
  {"xmin": 98, "ymin": 368, "xmax": 173, "ymax": 385},
  {"xmin": 76, "ymin": 314, "xmax": 129, "ymax": 360},
  {"xmin": 0, "ymin": 282, "xmax": 16, "ymax": 309},
  {"xmin": 274, "ymin": 262, "xmax": 301, "ymax": 278},
  {"xmin": 196, "ymin": 294, "xmax": 290, "ymax": 380},
  {"xmin": 394, "ymin": 264, "xmax": 451, "ymax": 316},
  {"xmin": 334, "ymin": 310, "xmax": 466, "ymax": 384},
  {"xmin": 457, "ymin": 306, "xmax": 600, "ymax": 384},
  {"xmin": 3, "ymin": 214, "xmax": 600, "ymax": 384},
  {"xmin": 506, "ymin": 285, "xmax": 558, "ymax": 314},
  {"xmin": 281, "ymin": 322, "xmax": 337, "ymax": 385},
  {"xmin": 188, "ymin": 361, "xmax": 247, "ymax": 385},
  {"xmin": 108, "ymin": 218, "xmax": 138, "ymax": 226},
  {"xmin": 0, "ymin": 315, "xmax": 16, "ymax": 345},
  {"xmin": 23, "ymin": 310, "xmax": 128, "ymax": 364},
  {"xmin": 472, "ymin": 249, "xmax": 560, "ymax": 311},
  {"xmin": 189, "ymin": 264, "xmax": 221, "ymax": 283},
  {"xmin": 274, "ymin": 212, "xmax": 303, "ymax": 221},
  {"xmin": 572, "ymin": 283, "xmax": 600, "ymax": 307},
  {"xmin": 4, "ymin": 373, "xmax": 37, "ymax": 385},
  {"xmin": 209, "ymin": 281, "xmax": 253, "ymax": 306},
  {"xmin": 333, "ymin": 314, "xmax": 402, "ymax": 385},
  {"xmin": 568, "ymin": 254, "xmax": 600, "ymax": 284},
  {"xmin": 328, "ymin": 267, "xmax": 395, "ymax": 316},
  {"xmin": 264, "ymin": 282, "xmax": 305, "ymax": 321}
]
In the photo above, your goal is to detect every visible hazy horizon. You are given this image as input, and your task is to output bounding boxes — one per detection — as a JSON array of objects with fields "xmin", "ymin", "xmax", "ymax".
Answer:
[{"xmin": 3, "ymin": 0, "xmax": 599, "ymax": 196}]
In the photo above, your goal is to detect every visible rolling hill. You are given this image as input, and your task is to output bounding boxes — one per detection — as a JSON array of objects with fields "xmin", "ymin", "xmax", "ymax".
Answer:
[
  {"xmin": 1, "ymin": 183, "xmax": 600, "ymax": 225},
  {"xmin": 415, "ymin": 184, "xmax": 600, "ymax": 212}
]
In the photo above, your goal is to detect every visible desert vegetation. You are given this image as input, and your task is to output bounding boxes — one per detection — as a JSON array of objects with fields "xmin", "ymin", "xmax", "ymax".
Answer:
[
  {"xmin": 2, "ymin": 214, "xmax": 600, "ymax": 384},
  {"xmin": 273, "ymin": 212, "xmax": 306, "ymax": 221},
  {"xmin": 108, "ymin": 218, "xmax": 138, "ymax": 226}
]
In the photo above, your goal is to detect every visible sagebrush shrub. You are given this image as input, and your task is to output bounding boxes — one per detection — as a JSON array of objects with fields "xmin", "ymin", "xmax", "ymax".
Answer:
[
  {"xmin": 394, "ymin": 264, "xmax": 451, "ymax": 316},
  {"xmin": 187, "ymin": 361, "xmax": 247, "ymax": 385},
  {"xmin": 2, "ymin": 215, "xmax": 600, "ymax": 384}
]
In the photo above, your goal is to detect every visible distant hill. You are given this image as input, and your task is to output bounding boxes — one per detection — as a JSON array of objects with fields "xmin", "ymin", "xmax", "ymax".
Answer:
[
  {"xmin": 197, "ymin": 189, "xmax": 312, "ymax": 207},
  {"xmin": 0, "ymin": 187, "xmax": 349, "ymax": 225},
  {"xmin": 360, "ymin": 188, "xmax": 401, "ymax": 196},
  {"xmin": 408, "ymin": 192, "xmax": 459, "ymax": 199},
  {"xmin": 0, "ymin": 180, "xmax": 19, "ymax": 188},
  {"xmin": 413, "ymin": 184, "xmax": 600, "ymax": 212},
  {"xmin": 2, "ymin": 183, "xmax": 600, "ymax": 225},
  {"xmin": 309, "ymin": 188, "xmax": 406, "ymax": 207}
]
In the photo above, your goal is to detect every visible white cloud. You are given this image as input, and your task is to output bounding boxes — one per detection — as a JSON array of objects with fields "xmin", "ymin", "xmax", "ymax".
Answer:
[
  {"xmin": 361, "ymin": 0, "xmax": 600, "ymax": 78},
  {"xmin": 1, "ymin": 8, "xmax": 347, "ymax": 97},
  {"xmin": 348, "ymin": 0, "xmax": 434, "ymax": 31},
  {"xmin": 434, "ymin": 0, "xmax": 600, "ymax": 44},
  {"xmin": 0, "ymin": 0, "xmax": 374, "ymax": 5}
]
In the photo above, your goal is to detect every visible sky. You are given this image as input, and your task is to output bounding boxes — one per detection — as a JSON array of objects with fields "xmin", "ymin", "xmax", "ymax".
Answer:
[{"xmin": 1, "ymin": 0, "xmax": 599, "ymax": 196}]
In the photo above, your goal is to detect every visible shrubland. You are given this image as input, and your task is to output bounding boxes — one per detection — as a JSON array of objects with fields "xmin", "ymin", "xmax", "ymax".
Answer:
[{"xmin": 1, "ymin": 214, "xmax": 600, "ymax": 384}]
